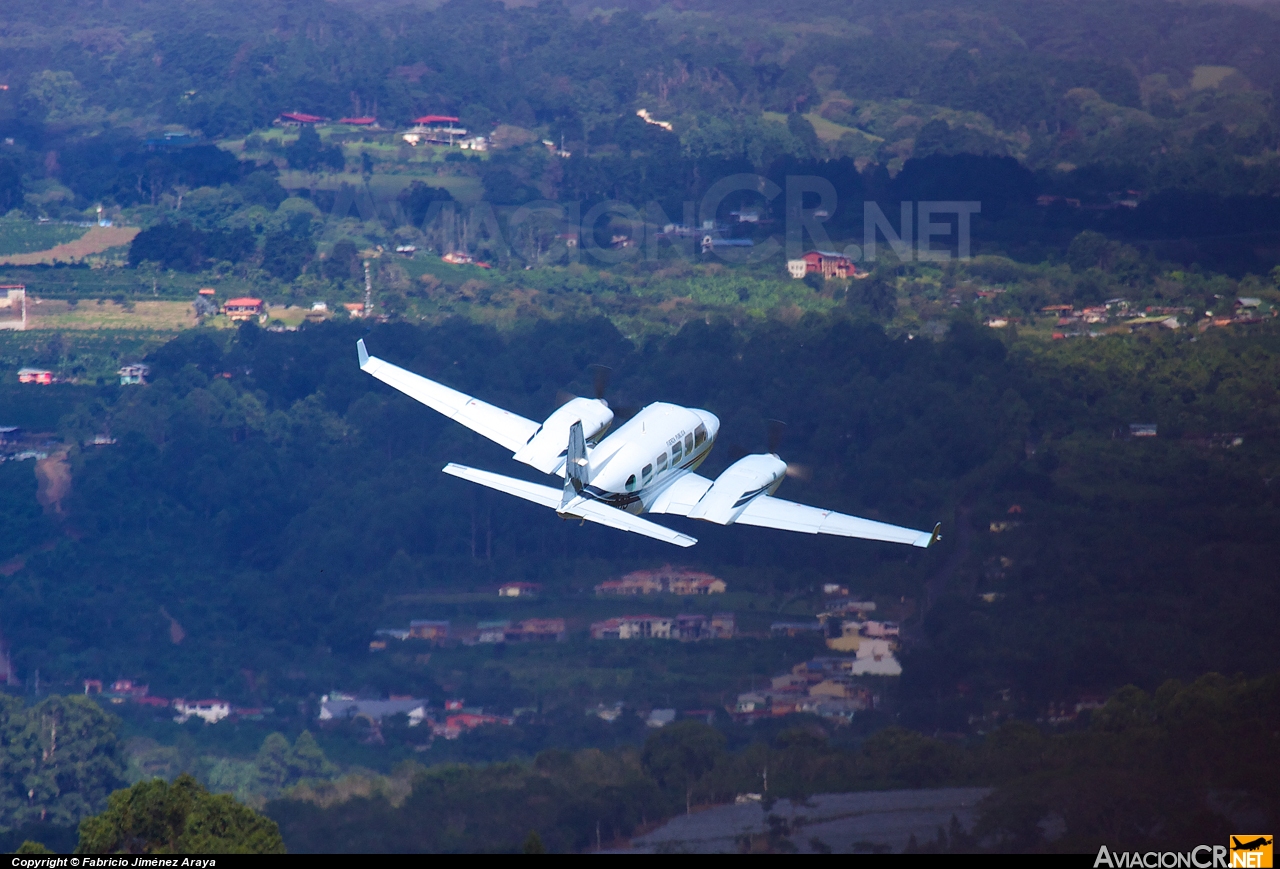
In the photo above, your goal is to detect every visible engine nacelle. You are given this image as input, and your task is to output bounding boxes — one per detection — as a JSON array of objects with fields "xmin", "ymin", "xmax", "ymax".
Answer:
[
  {"xmin": 512, "ymin": 397, "xmax": 614, "ymax": 474},
  {"xmin": 687, "ymin": 453, "xmax": 787, "ymax": 524}
]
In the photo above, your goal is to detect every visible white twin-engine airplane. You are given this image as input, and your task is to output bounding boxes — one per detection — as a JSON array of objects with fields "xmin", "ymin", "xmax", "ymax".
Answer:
[{"xmin": 358, "ymin": 340, "xmax": 940, "ymax": 550}]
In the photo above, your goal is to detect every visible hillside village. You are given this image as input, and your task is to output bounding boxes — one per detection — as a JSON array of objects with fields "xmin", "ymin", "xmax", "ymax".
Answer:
[{"xmin": 81, "ymin": 565, "xmax": 907, "ymax": 740}]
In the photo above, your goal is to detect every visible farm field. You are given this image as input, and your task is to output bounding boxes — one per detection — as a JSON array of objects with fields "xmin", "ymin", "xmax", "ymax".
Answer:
[
  {"xmin": 0, "ymin": 225, "xmax": 139, "ymax": 265},
  {"xmin": 24, "ymin": 299, "xmax": 196, "ymax": 330},
  {"xmin": 0, "ymin": 219, "xmax": 87, "ymax": 257},
  {"xmin": 274, "ymin": 170, "xmax": 483, "ymax": 203}
]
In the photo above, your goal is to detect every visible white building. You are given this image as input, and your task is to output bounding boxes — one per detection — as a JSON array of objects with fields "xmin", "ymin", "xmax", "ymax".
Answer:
[
  {"xmin": 0, "ymin": 286, "xmax": 26, "ymax": 331},
  {"xmin": 318, "ymin": 696, "xmax": 428, "ymax": 726},
  {"xmin": 848, "ymin": 638, "xmax": 902, "ymax": 676},
  {"xmin": 173, "ymin": 699, "xmax": 231, "ymax": 724},
  {"xmin": 118, "ymin": 363, "xmax": 150, "ymax": 385}
]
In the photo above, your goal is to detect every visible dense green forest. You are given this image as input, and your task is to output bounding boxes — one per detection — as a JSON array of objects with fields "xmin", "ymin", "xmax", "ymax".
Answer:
[{"xmin": 2, "ymin": 314, "xmax": 1278, "ymax": 713}]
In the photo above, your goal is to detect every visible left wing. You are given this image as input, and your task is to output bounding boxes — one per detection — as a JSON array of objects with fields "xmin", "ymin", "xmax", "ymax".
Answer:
[
  {"xmin": 733, "ymin": 495, "xmax": 939, "ymax": 548},
  {"xmin": 359, "ymin": 340, "xmax": 539, "ymax": 453}
]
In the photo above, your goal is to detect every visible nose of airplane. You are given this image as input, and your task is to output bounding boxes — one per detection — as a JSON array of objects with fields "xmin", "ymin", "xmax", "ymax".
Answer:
[{"xmin": 695, "ymin": 409, "xmax": 721, "ymax": 442}]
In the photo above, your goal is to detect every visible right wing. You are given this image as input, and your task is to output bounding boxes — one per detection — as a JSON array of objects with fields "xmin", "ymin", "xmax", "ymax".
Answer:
[
  {"xmin": 358, "ymin": 340, "xmax": 539, "ymax": 454},
  {"xmin": 444, "ymin": 463, "xmax": 697, "ymax": 548},
  {"xmin": 734, "ymin": 495, "xmax": 939, "ymax": 548}
]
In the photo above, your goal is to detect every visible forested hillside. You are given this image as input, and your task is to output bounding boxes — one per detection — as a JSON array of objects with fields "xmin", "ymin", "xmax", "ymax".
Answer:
[{"xmin": 2, "ymin": 317, "xmax": 1278, "ymax": 721}]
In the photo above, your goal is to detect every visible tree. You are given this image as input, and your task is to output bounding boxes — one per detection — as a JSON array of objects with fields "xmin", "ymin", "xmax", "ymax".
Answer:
[
  {"xmin": 641, "ymin": 721, "xmax": 725, "ymax": 812},
  {"xmin": 323, "ymin": 239, "xmax": 362, "ymax": 282},
  {"xmin": 288, "ymin": 731, "xmax": 336, "ymax": 781},
  {"xmin": 16, "ymin": 841, "xmax": 54, "ymax": 854},
  {"xmin": 398, "ymin": 181, "xmax": 455, "ymax": 227},
  {"xmin": 0, "ymin": 695, "xmax": 126, "ymax": 830},
  {"xmin": 22, "ymin": 70, "xmax": 85, "ymax": 122},
  {"xmin": 0, "ymin": 158, "xmax": 22, "ymax": 213},
  {"xmin": 77, "ymin": 774, "xmax": 286, "ymax": 854},
  {"xmin": 285, "ymin": 127, "xmax": 344, "ymax": 173},
  {"xmin": 262, "ymin": 232, "xmax": 315, "ymax": 280}
]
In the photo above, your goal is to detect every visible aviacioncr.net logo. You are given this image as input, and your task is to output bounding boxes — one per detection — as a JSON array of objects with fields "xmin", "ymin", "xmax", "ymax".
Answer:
[{"xmin": 1095, "ymin": 840, "xmax": 1272, "ymax": 869}]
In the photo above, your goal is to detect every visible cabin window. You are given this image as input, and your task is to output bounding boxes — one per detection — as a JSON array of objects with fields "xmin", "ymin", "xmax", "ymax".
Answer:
[
  {"xmin": 694, "ymin": 424, "xmax": 707, "ymax": 447},
  {"xmin": 656, "ymin": 453, "xmax": 668, "ymax": 471},
  {"xmin": 684, "ymin": 433, "xmax": 695, "ymax": 453},
  {"xmin": 625, "ymin": 474, "xmax": 637, "ymax": 492},
  {"xmin": 642, "ymin": 464, "xmax": 653, "ymax": 480},
  {"xmin": 671, "ymin": 442, "xmax": 682, "ymax": 463}
]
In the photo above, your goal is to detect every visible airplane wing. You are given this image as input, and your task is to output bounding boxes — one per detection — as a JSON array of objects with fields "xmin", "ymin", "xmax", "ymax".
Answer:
[
  {"xmin": 359, "ymin": 340, "xmax": 539, "ymax": 454},
  {"xmin": 443, "ymin": 463, "xmax": 697, "ymax": 547},
  {"xmin": 646, "ymin": 471, "xmax": 714, "ymax": 516},
  {"xmin": 733, "ymin": 495, "xmax": 939, "ymax": 548}
]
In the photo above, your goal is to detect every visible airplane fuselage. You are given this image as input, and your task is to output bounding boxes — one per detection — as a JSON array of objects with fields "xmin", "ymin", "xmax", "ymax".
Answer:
[{"xmin": 580, "ymin": 402, "xmax": 720, "ymax": 513}]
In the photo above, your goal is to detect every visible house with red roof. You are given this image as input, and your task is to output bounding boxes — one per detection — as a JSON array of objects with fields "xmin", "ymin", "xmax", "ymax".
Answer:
[
  {"xmin": 224, "ymin": 298, "xmax": 264, "ymax": 322},
  {"xmin": 799, "ymin": 250, "xmax": 862, "ymax": 280},
  {"xmin": 276, "ymin": 111, "xmax": 328, "ymax": 126}
]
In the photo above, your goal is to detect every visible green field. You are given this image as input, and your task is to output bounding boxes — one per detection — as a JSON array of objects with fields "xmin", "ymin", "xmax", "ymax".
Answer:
[{"xmin": 0, "ymin": 218, "xmax": 88, "ymax": 256}]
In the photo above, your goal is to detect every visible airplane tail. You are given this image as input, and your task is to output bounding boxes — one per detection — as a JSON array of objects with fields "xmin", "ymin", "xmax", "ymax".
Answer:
[{"xmin": 562, "ymin": 420, "xmax": 589, "ymax": 505}]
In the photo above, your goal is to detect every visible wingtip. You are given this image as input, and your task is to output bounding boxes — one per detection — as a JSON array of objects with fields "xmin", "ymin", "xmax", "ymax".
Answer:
[
  {"xmin": 913, "ymin": 522, "xmax": 942, "ymax": 548},
  {"xmin": 357, "ymin": 339, "xmax": 369, "ymax": 368}
]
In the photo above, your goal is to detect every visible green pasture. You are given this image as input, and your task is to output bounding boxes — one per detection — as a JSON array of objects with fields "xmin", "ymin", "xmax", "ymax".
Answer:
[{"xmin": 0, "ymin": 218, "xmax": 88, "ymax": 256}]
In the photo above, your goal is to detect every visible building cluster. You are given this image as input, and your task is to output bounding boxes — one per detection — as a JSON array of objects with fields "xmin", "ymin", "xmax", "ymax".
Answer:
[
  {"xmin": 752, "ymin": 601, "xmax": 906, "ymax": 721},
  {"xmin": 82, "ymin": 679, "xmax": 260, "ymax": 724},
  {"xmin": 474, "ymin": 618, "xmax": 566, "ymax": 643},
  {"xmin": 275, "ymin": 111, "xmax": 490, "ymax": 150},
  {"xmin": 589, "ymin": 613, "xmax": 735, "ymax": 641},
  {"xmin": 318, "ymin": 693, "xmax": 513, "ymax": 741},
  {"xmin": 372, "ymin": 611, "xmax": 735, "ymax": 647},
  {"xmin": 733, "ymin": 656, "xmax": 885, "ymax": 723},
  {"xmin": 372, "ymin": 619, "xmax": 451, "ymax": 647},
  {"xmin": 595, "ymin": 565, "xmax": 726, "ymax": 596},
  {"xmin": 497, "ymin": 582, "xmax": 541, "ymax": 597},
  {"xmin": 987, "ymin": 297, "xmax": 1276, "ymax": 338},
  {"xmin": 371, "ymin": 617, "xmax": 566, "ymax": 649},
  {"xmin": 1201, "ymin": 296, "xmax": 1277, "ymax": 329},
  {"xmin": 0, "ymin": 425, "xmax": 51, "ymax": 463}
]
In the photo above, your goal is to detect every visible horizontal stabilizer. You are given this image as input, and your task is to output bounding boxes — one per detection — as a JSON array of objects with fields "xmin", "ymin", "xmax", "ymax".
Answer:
[
  {"xmin": 442, "ymin": 463, "xmax": 562, "ymax": 509},
  {"xmin": 734, "ymin": 495, "xmax": 936, "ymax": 547},
  {"xmin": 443, "ymin": 464, "xmax": 697, "ymax": 548},
  {"xmin": 564, "ymin": 497, "xmax": 698, "ymax": 548}
]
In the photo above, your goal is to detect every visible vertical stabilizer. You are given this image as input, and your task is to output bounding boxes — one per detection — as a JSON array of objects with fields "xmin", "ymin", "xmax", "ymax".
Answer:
[{"xmin": 562, "ymin": 420, "xmax": 589, "ymax": 505}]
